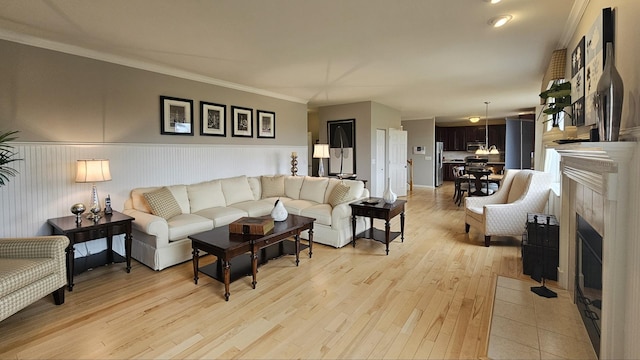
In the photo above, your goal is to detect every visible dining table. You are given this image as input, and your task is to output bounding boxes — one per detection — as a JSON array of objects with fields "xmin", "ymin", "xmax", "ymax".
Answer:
[{"xmin": 466, "ymin": 168, "xmax": 502, "ymax": 196}]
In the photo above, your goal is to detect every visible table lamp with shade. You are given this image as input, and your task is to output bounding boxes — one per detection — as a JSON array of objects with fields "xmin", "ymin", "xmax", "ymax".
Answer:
[
  {"xmin": 313, "ymin": 143, "xmax": 330, "ymax": 177},
  {"xmin": 75, "ymin": 159, "xmax": 111, "ymax": 220}
]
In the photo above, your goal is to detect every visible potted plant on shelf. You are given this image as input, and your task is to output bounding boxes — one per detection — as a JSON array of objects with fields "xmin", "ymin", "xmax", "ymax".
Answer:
[
  {"xmin": 0, "ymin": 130, "xmax": 21, "ymax": 186},
  {"xmin": 539, "ymin": 81, "xmax": 572, "ymax": 127}
]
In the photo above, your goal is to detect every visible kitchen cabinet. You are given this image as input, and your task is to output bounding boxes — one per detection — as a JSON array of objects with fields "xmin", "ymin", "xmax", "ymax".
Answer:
[
  {"xmin": 488, "ymin": 125, "xmax": 506, "ymax": 152},
  {"xmin": 436, "ymin": 126, "xmax": 466, "ymax": 151}
]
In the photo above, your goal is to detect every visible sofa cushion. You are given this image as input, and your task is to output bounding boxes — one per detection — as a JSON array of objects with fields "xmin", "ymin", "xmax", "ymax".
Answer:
[
  {"xmin": 327, "ymin": 182, "xmax": 356, "ymax": 207},
  {"xmin": 247, "ymin": 176, "xmax": 262, "ymax": 200},
  {"xmin": 167, "ymin": 185, "xmax": 190, "ymax": 214},
  {"xmin": 221, "ymin": 176, "xmax": 254, "ymax": 205},
  {"xmin": 228, "ymin": 199, "xmax": 275, "ymax": 217},
  {"xmin": 284, "ymin": 176, "xmax": 304, "ymax": 199},
  {"xmin": 284, "ymin": 199, "xmax": 317, "ymax": 215},
  {"xmin": 0, "ymin": 258, "xmax": 56, "ymax": 297},
  {"xmin": 299, "ymin": 177, "xmax": 329, "ymax": 203},
  {"xmin": 261, "ymin": 175, "xmax": 286, "ymax": 198},
  {"xmin": 143, "ymin": 187, "xmax": 182, "ymax": 220},
  {"xmin": 187, "ymin": 180, "xmax": 226, "ymax": 213},
  {"xmin": 325, "ymin": 179, "xmax": 365, "ymax": 204},
  {"xmin": 166, "ymin": 214, "xmax": 213, "ymax": 241},
  {"xmin": 194, "ymin": 206, "xmax": 248, "ymax": 227}
]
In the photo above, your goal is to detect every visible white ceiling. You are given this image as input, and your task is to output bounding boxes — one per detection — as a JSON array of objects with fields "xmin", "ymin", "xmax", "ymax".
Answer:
[{"xmin": 0, "ymin": 0, "xmax": 581, "ymax": 123}]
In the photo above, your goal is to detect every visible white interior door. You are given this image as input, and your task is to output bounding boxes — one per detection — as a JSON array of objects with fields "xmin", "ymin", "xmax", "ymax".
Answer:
[
  {"xmin": 388, "ymin": 128, "xmax": 407, "ymax": 196},
  {"xmin": 375, "ymin": 129, "xmax": 386, "ymax": 197}
]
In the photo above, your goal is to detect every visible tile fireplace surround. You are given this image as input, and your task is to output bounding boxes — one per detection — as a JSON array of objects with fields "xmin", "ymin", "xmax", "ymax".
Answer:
[{"xmin": 556, "ymin": 141, "xmax": 640, "ymax": 359}]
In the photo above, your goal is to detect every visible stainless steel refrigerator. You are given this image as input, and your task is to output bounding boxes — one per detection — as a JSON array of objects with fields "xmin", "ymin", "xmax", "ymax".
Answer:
[{"xmin": 435, "ymin": 142, "xmax": 444, "ymax": 187}]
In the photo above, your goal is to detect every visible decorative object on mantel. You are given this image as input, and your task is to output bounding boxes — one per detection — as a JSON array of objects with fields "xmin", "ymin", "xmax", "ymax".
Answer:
[
  {"xmin": 383, "ymin": 177, "xmax": 397, "ymax": 204},
  {"xmin": 70, "ymin": 203, "xmax": 86, "ymax": 225},
  {"xmin": 75, "ymin": 159, "xmax": 112, "ymax": 221},
  {"xmin": 290, "ymin": 152, "xmax": 298, "ymax": 176},
  {"xmin": 270, "ymin": 199, "xmax": 288, "ymax": 222},
  {"xmin": 0, "ymin": 130, "xmax": 21, "ymax": 186},
  {"xmin": 594, "ymin": 42, "xmax": 624, "ymax": 142}
]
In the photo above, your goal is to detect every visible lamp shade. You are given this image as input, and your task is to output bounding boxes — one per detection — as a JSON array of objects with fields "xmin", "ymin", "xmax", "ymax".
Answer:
[
  {"xmin": 313, "ymin": 144, "xmax": 330, "ymax": 159},
  {"xmin": 76, "ymin": 159, "xmax": 112, "ymax": 183},
  {"xmin": 540, "ymin": 48, "xmax": 567, "ymax": 104}
]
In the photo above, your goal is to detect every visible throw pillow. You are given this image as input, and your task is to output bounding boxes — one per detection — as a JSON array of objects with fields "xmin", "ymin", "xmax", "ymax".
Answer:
[
  {"xmin": 328, "ymin": 182, "xmax": 355, "ymax": 207},
  {"xmin": 143, "ymin": 187, "xmax": 182, "ymax": 220},
  {"xmin": 261, "ymin": 175, "xmax": 285, "ymax": 198}
]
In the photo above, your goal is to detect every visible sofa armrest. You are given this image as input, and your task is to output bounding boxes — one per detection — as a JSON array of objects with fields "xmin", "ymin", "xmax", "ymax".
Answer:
[
  {"xmin": 0, "ymin": 236, "xmax": 69, "ymax": 278},
  {"xmin": 122, "ymin": 209, "xmax": 169, "ymax": 241}
]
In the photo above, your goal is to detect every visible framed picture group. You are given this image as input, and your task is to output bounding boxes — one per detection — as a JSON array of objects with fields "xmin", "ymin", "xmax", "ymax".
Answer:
[{"xmin": 160, "ymin": 96, "xmax": 276, "ymax": 139}]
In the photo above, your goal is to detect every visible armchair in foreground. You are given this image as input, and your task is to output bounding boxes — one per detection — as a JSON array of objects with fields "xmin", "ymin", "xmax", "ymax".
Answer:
[
  {"xmin": 464, "ymin": 169, "xmax": 552, "ymax": 247},
  {"xmin": 0, "ymin": 236, "xmax": 69, "ymax": 322}
]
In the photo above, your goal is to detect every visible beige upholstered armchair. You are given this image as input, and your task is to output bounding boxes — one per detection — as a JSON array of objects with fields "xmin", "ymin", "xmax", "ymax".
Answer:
[
  {"xmin": 0, "ymin": 236, "xmax": 69, "ymax": 322},
  {"xmin": 465, "ymin": 169, "xmax": 552, "ymax": 247}
]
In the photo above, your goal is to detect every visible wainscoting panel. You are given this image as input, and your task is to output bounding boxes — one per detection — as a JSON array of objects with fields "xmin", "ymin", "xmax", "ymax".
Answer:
[{"xmin": 0, "ymin": 143, "xmax": 307, "ymax": 238}]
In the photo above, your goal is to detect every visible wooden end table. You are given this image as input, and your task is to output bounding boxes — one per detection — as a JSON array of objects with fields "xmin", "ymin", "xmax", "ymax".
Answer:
[
  {"xmin": 350, "ymin": 198, "xmax": 406, "ymax": 255},
  {"xmin": 48, "ymin": 211, "xmax": 134, "ymax": 291}
]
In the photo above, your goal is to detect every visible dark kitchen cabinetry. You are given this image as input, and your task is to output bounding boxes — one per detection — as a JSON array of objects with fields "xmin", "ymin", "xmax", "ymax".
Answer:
[
  {"xmin": 438, "ymin": 125, "xmax": 505, "ymax": 152},
  {"xmin": 436, "ymin": 126, "xmax": 466, "ymax": 151}
]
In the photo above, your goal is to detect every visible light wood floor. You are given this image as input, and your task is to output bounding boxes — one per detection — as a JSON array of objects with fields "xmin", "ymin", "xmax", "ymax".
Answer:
[{"xmin": 0, "ymin": 183, "xmax": 535, "ymax": 359}]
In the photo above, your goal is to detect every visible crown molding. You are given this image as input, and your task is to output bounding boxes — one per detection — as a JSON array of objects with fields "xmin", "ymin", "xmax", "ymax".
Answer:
[
  {"xmin": 558, "ymin": 0, "xmax": 590, "ymax": 48},
  {"xmin": 0, "ymin": 29, "xmax": 308, "ymax": 105}
]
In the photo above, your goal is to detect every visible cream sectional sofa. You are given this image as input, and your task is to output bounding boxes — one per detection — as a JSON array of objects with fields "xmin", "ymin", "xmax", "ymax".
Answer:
[{"xmin": 123, "ymin": 175, "xmax": 370, "ymax": 270}]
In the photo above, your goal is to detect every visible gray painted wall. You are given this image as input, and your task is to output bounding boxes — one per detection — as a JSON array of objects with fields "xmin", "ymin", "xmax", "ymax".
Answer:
[
  {"xmin": 401, "ymin": 118, "xmax": 436, "ymax": 187},
  {"xmin": 0, "ymin": 40, "xmax": 307, "ymax": 145}
]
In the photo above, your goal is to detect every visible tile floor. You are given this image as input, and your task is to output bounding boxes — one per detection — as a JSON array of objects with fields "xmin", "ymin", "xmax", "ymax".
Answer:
[{"xmin": 488, "ymin": 276, "xmax": 598, "ymax": 360}]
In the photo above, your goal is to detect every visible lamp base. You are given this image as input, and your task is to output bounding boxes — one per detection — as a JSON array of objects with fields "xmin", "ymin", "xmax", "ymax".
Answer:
[{"xmin": 318, "ymin": 160, "xmax": 325, "ymax": 177}]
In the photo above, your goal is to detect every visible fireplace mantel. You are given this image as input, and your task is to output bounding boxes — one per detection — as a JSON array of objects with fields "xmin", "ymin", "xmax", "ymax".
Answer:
[{"xmin": 556, "ymin": 141, "xmax": 637, "ymax": 359}]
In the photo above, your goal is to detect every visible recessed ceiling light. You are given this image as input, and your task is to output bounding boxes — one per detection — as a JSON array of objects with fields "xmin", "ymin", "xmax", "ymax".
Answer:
[
  {"xmin": 483, "ymin": 0, "xmax": 502, "ymax": 3},
  {"xmin": 488, "ymin": 15, "xmax": 513, "ymax": 27}
]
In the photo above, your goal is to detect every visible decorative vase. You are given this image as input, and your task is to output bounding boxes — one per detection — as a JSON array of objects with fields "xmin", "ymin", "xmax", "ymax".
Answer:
[
  {"xmin": 382, "ymin": 178, "xmax": 397, "ymax": 204},
  {"xmin": 594, "ymin": 42, "xmax": 624, "ymax": 142},
  {"xmin": 271, "ymin": 199, "xmax": 288, "ymax": 221}
]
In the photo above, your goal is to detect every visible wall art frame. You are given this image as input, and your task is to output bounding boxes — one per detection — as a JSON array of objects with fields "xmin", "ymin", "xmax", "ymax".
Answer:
[
  {"xmin": 256, "ymin": 110, "xmax": 276, "ymax": 139},
  {"xmin": 231, "ymin": 106, "xmax": 253, "ymax": 137},
  {"xmin": 571, "ymin": 36, "xmax": 586, "ymax": 126},
  {"xmin": 327, "ymin": 118, "xmax": 356, "ymax": 176},
  {"xmin": 160, "ymin": 96, "xmax": 194, "ymax": 135},
  {"xmin": 200, "ymin": 101, "xmax": 226, "ymax": 137},
  {"xmin": 583, "ymin": 7, "xmax": 613, "ymax": 127}
]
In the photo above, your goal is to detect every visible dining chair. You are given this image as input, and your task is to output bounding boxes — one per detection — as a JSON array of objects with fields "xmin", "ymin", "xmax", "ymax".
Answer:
[{"xmin": 453, "ymin": 166, "xmax": 474, "ymax": 206}]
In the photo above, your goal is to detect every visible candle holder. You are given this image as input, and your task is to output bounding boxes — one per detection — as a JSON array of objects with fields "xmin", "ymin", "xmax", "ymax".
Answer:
[{"xmin": 291, "ymin": 154, "xmax": 298, "ymax": 176}]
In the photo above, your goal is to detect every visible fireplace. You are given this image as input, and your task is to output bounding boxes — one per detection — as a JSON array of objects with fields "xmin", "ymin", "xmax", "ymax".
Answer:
[
  {"xmin": 554, "ymin": 141, "xmax": 638, "ymax": 359},
  {"xmin": 575, "ymin": 214, "xmax": 602, "ymax": 355}
]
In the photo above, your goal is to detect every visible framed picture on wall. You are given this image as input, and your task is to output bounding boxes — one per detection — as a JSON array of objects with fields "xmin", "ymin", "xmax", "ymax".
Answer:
[
  {"xmin": 327, "ymin": 119, "xmax": 356, "ymax": 176},
  {"xmin": 231, "ymin": 106, "xmax": 253, "ymax": 137},
  {"xmin": 571, "ymin": 37, "xmax": 586, "ymax": 126},
  {"xmin": 583, "ymin": 7, "xmax": 613, "ymax": 126},
  {"xmin": 256, "ymin": 110, "xmax": 275, "ymax": 138},
  {"xmin": 160, "ymin": 96, "xmax": 193, "ymax": 135},
  {"xmin": 200, "ymin": 101, "xmax": 226, "ymax": 137}
]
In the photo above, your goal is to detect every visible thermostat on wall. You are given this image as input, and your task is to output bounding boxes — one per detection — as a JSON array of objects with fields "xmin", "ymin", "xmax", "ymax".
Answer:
[{"xmin": 413, "ymin": 146, "xmax": 426, "ymax": 155}]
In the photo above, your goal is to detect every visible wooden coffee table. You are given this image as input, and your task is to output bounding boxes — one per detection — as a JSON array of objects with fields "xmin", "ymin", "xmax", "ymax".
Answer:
[
  {"xmin": 350, "ymin": 198, "xmax": 406, "ymax": 255},
  {"xmin": 189, "ymin": 214, "xmax": 314, "ymax": 301}
]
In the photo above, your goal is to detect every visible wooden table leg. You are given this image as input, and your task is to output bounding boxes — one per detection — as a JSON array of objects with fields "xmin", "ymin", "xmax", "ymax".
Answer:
[
  {"xmin": 192, "ymin": 246, "xmax": 199, "ymax": 284},
  {"xmin": 385, "ymin": 219, "xmax": 391, "ymax": 255},
  {"xmin": 223, "ymin": 259, "xmax": 231, "ymax": 301},
  {"xmin": 125, "ymin": 225, "xmax": 132, "ymax": 273},
  {"xmin": 251, "ymin": 246, "xmax": 258, "ymax": 289},
  {"xmin": 66, "ymin": 244, "xmax": 75, "ymax": 291},
  {"xmin": 294, "ymin": 234, "xmax": 300, "ymax": 266},
  {"xmin": 308, "ymin": 227, "xmax": 314, "ymax": 258},
  {"xmin": 352, "ymin": 214, "xmax": 357, "ymax": 247},
  {"xmin": 401, "ymin": 211, "xmax": 405, "ymax": 242}
]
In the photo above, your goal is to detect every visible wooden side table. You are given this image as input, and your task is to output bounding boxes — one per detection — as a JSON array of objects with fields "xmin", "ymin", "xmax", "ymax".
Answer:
[
  {"xmin": 350, "ymin": 198, "xmax": 406, "ymax": 255},
  {"xmin": 48, "ymin": 211, "xmax": 134, "ymax": 291}
]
